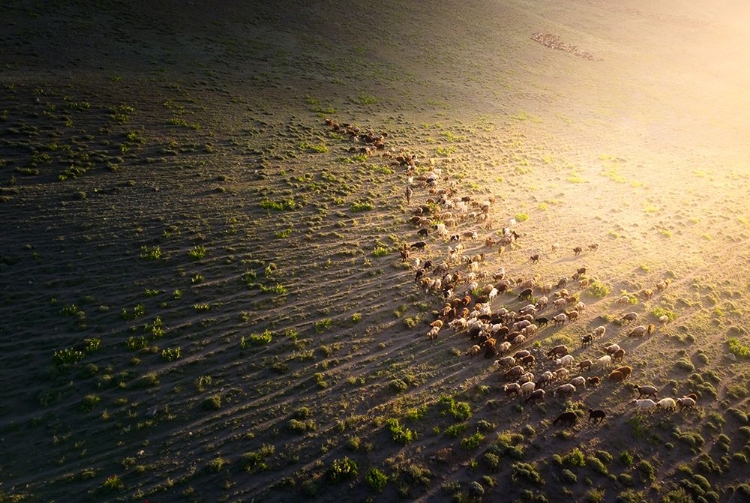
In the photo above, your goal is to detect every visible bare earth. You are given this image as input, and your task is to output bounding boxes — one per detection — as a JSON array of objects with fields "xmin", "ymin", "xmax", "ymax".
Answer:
[{"xmin": 1, "ymin": 1, "xmax": 750, "ymax": 502}]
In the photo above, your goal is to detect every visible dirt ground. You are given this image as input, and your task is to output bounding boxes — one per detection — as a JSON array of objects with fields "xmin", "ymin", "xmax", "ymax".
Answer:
[{"xmin": 1, "ymin": 1, "xmax": 750, "ymax": 502}]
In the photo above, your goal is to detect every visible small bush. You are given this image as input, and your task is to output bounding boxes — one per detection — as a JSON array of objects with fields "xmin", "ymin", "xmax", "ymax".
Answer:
[
  {"xmin": 566, "ymin": 448, "xmax": 586, "ymax": 467},
  {"xmin": 515, "ymin": 213, "xmax": 529, "ymax": 222},
  {"xmin": 372, "ymin": 246, "xmax": 389, "ymax": 257},
  {"xmin": 461, "ymin": 432, "xmax": 485, "ymax": 450},
  {"xmin": 205, "ymin": 457, "xmax": 228, "ymax": 473},
  {"xmin": 327, "ymin": 457, "xmax": 358, "ymax": 482},
  {"xmin": 561, "ymin": 469, "xmax": 577, "ymax": 484},
  {"xmin": 386, "ymin": 418, "xmax": 414, "ymax": 444},
  {"xmin": 511, "ymin": 462, "xmax": 543, "ymax": 486},
  {"xmin": 188, "ymin": 245, "xmax": 207, "ymax": 260},
  {"xmin": 202, "ymin": 395, "xmax": 222, "ymax": 410},
  {"xmin": 588, "ymin": 281, "xmax": 611, "ymax": 298},
  {"xmin": 587, "ymin": 456, "xmax": 608, "ymax": 475},
  {"xmin": 241, "ymin": 329, "xmax": 273, "ymax": 347},
  {"xmin": 314, "ymin": 319, "xmax": 332, "ymax": 333},
  {"xmin": 728, "ymin": 338, "xmax": 750, "ymax": 358},
  {"xmin": 366, "ymin": 467, "xmax": 388, "ymax": 492},
  {"xmin": 389, "ymin": 379, "xmax": 409, "ymax": 393},
  {"xmin": 351, "ymin": 201, "xmax": 374, "ymax": 212}
]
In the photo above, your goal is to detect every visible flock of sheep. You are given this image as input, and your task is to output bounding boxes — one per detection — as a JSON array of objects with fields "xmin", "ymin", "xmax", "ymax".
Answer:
[
  {"xmin": 387, "ymin": 146, "xmax": 696, "ymax": 429},
  {"xmin": 320, "ymin": 118, "xmax": 696, "ymax": 428}
]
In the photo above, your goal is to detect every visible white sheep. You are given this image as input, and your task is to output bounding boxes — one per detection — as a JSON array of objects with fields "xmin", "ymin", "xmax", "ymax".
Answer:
[
  {"xmin": 512, "ymin": 334, "xmax": 526, "ymax": 346},
  {"xmin": 520, "ymin": 381, "xmax": 536, "ymax": 395},
  {"xmin": 497, "ymin": 341, "xmax": 512, "ymax": 355},
  {"xmin": 656, "ymin": 398, "xmax": 676, "ymax": 411},
  {"xmin": 554, "ymin": 367, "xmax": 569, "ymax": 381},
  {"xmin": 593, "ymin": 325, "xmax": 606, "ymax": 338},
  {"xmin": 597, "ymin": 355, "xmax": 612, "ymax": 367},
  {"xmin": 555, "ymin": 354, "xmax": 575, "ymax": 368},
  {"xmin": 518, "ymin": 372, "xmax": 535, "ymax": 384},
  {"xmin": 495, "ymin": 355, "xmax": 515, "ymax": 367},
  {"xmin": 570, "ymin": 376, "xmax": 586, "ymax": 389},
  {"xmin": 631, "ymin": 399, "xmax": 656, "ymax": 413},
  {"xmin": 503, "ymin": 382, "xmax": 521, "ymax": 397},
  {"xmin": 449, "ymin": 318, "xmax": 467, "ymax": 331},
  {"xmin": 488, "ymin": 287, "xmax": 499, "ymax": 303}
]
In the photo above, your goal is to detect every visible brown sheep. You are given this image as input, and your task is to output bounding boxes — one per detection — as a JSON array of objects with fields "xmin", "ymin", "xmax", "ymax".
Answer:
[
  {"xmin": 577, "ymin": 360, "xmax": 593, "ymax": 372},
  {"xmin": 503, "ymin": 365, "xmax": 524, "ymax": 380},
  {"xmin": 587, "ymin": 376, "xmax": 601, "ymax": 387},
  {"xmin": 573, "ymin": 246, "xmax": 583, "ymax": 256},
  {"xmin": 525, "ymin": 389, "xmax": 546, "ymax": 404},
  {"xmin": 588, "ymin": 409, "xmax": 606, "ymax": 423},
  {"xmin": 612, "ymin": 348, "xmax": 626, "ymax": 363},
  {"xmin": 608, "ymin": 370, "xmax": 625, "ymax": 382},
  {"xmin": 614, "ymin": 366, "xmax": 632, "ymax": 379},
  {"xmin": 621, "ymin": 312, "xmax": 639, "ymax": 324},
  {"xmin": 547, "ymin": 344, "xmax": 569, "ymax": 359},
  {"xmin": 466, "ymin": 345, "xmax": 481, "ymax": 357},
  {"xmin": 553, "ymin": 411, "xmax": 577, "ymax": 427}
]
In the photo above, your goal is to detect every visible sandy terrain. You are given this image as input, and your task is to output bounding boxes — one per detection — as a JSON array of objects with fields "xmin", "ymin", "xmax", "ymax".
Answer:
[{"xmin": 1, "ymin": 1, "xmax": 750, "ymax": 502}]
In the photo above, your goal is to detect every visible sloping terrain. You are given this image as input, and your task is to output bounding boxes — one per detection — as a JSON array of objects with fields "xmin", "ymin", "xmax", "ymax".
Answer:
[{"xmin": 1, "ymin": 1, "xmax": 750, "ymax": 502}]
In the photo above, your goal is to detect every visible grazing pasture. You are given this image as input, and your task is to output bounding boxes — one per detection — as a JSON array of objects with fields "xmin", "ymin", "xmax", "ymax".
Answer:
[{"xmin": 1, "ymin": 0, "xmax": 750, "ymax": 502}]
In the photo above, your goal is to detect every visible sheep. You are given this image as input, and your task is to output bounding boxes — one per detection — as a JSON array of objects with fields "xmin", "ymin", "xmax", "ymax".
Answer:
[
  {"xmin": 621, "ymin": 312, "xmax": 639, "ymax": 323},
  {"xmin": 612, "ymin": 348, "xmax": 626, "ymax": 363},
  {"xmin": 553, "ymin": 411, "xmax": 578, "ymax": 427},
  {"xmin": 608, "ymin": 370, "xmax": 626, "ymax": 382},
  {"xmin": 684, "ymin": 393, "xmax": 699, "ymax": 403},
  {"xmin": 635, "ymin": 385, "xmax": 658, "ymax": 399},
  {"xmin": 519, "ymin": 354, "xmax": 536, "ymax": 368},
  {"xmin": 574, "ymin": 301, "xmax": 586, "ymax": 312},
  {"xmin": 677, "ymin": 396, "xmax": 696, "ymax": 410},
  {"xmin": 520, "ymin": 381, "xmax": 536, "ymax": 395},
  {"xmin": 503, "ymin": 365, "xmax": 524, "ymax": 380},
  {"xmin": 513, "ymin": 350, "xmax": 531, "ymax": 359},
  {"xmin": 518, "ymin": 372, "xmax": 535, "ymax": 384},
  {"xmin": 593, "ymin": 326, "xmax": 606, "ymax": 338},
  {"xmin": 449, "ymin": 317, "xmax": 468, "ymax": 332},
  {"xmin": 587, "ymin": 376, "xmax": 601, "ymax": 387},
  {"xmin": 554, "ymin": 384, "xmax": 576, "ymax": 397},
  {"xmin": 554, "ymin": 367, "xmax": 569, "ymax": 381},
  {"xmin": 410, "ymin": 241, "xmax": 428, "ymax": 250},
  {"xmin": 578, "ymin": 278, "xmax": 590, "ymax": 289},
  {"xmin": 503, "ymin": 383, "xmax": 521, "ymax": 397},
  {"xmin": 566, "ymin": 310, "xmax": 579, "ymax": 322},
  {"xmin": 588, "ymin": 243, "xmax": 599, "ymax": 252},
  {"xmin": 570, "ymin": 376, "xmax": 586, "ymax": 389},
  {"xmin": 497, "ymin": 341, "xmax": 512, "ymax": 356},
  {"xmin": 597, "ymin": 355, "xmax": 612, "ymax": 368},
  {"xmin": 487, "ymin": 287, "xmax": 499, "ymax": 303},
  {"xmin": 466, "ymin": 345, "xmax": 481, "ymax": 357},
  {"xmin": 526, "ymin": 389, "xmax": 546, "ymax": 404},
  {"xmin": 537, "ymin": 371, "xmax": 554, "ymax": 388},
  {"xmin": 613, "ymin": 366, "xmax": 632, "ymax": 380},
  {"xmin": 511, "ymin": 334, "xmax": 526, "ymax": 346},
  {"xmin": 605, "ymin": 343, "xmax": 621, "ymax": 355},
  {"xmin": 656, "ymin": 279, "xmax": 672, "ymax": 292},
  {"xmin": 547, "ymin": 344, "xmax": 569, "ymax": 359},
  {"xmin": 641, "ymin": 288, "xmax": 654, "ymax": 300},
  {"xmin": 552, "ymin": 298, "xmax": 568, "ymax": 309},
  {"xmin": 573, "ymin": 246, "xmax": 583, "ymax": 256},
  {"xmin": 555, "ymin": 354, "xmax": 575, "ymax": 368},
  {"xmin": 496, "ymin": 356, "xmax": 516, "ymax": 367},
  {"xmin": 529, "ymin": 254, "xmax": 540, "ymax": 264},
  {"xmin": 581, "ymin": 334, "xmax": 593, "ymax": 346},
  {"xmin": 426, "ymin": 326, "xmax": 440, "ymax": 340},
  {"xmin": 656, "ymin": 397, "xmax": 676, "ymax": 411},
  {"xmin": 553, "ymin": 313, "xmax": 568, "ymax": 326},
  {"xmin": 535, "ymin": 317, "xmax": 549, "ymax": 328},
  {"xmin": 551, "ymin": 242, "xmax": 560, "ymax": 252},
  {"xmin": 588, "ymin": 409, "xmax": 606, "ymax": 423},
  {"xmin": 631, "ymin": 399, "xmax": 657, "ymax": 413},
  {"xmin": 659, "ymin": 315, "xmax": 670, "ymax": 325},
  {"xmin": 577, "ymin": 360, "xmax": 593, "ymax": 372},
  {"xmin": 518, "ymin": 288, "xmax": 533, "ymax": 301},
  {"xmin": 521, "ymin": 324, "xmax": 538, "ymax": 338},
  {"xmin": 628, "ymin": 323, "xmax": 654, "ymax": 337}
]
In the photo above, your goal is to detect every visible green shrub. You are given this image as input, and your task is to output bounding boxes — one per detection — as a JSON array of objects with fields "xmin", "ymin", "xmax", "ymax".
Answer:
[
  {"xmin": 202, "ymin": 395, "xmax": 222, "ymax": 410},
  {"xmin": 241, "ymin": 329, "xmax": 273, "ymax": 347},
  {"xmin": 561, "ymin": 469, "xmax": 577, "ymax": 484},
  {"xmin": 515, "ymin": 213, "xmax": 529, "ymax": 222},
  {"xmin": 587, "ymin": 456, "xmax": 608, "ymax": 475},
  {"xmin": 205, "ymin": 457, "xmax": 228, "ymax": 473},
  {"xmin": 372, "ymin": 246, "xmax": 389, "ymax": 257},
  {"xmin": 511, "ymin": 462, "xmax": 543, "ymax": 486},
  {"xmin": 327, "ymin": 457, "xmax": 358, "ymax": 482},
  {"xmin": 385, "ymin": 418, "xmax": 414, "ymax": 444},
  {"xmin": 389, "ymin": 379, "xmax": 408, "ymax": 393},
  {"xmin": 588, "ymin": 281, "xmax": 611, "ymax": 298},
  {"xmin": 351, "ymin": 201, "xmax": 374, "ymax": 212},
  {"xmin": 260, "ymin": 198, "xmax": 297, "ymax": 211},
  {"xmin": 566, "ymin": 448, "xmax": 586, "ymax": 467},
  {"xmin": 160, "ymin": 347, "xmax": 181, "ymax": 361},
  {"xmin": 461, "ymin": 432, "xmax": 484, "ymax": 450},
  {"xmin": 366, "ymin": 467, "xmax": 388, "ymax": 492},
  {"xmin": 728, "ymin": 338, "xmax": 750, "ymax": 358},
  {"xmin": 314, "ymin": 319, "xmax": 332, "ymax": 333}
]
